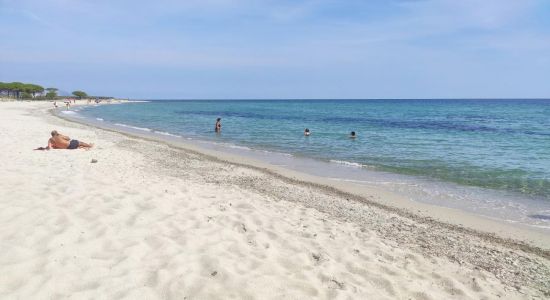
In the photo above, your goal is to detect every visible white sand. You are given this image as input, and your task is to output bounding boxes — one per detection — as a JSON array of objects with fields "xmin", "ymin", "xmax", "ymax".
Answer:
[{"xmin": 0, "ymin": 102, "xmax": 548, "ymax": 299}]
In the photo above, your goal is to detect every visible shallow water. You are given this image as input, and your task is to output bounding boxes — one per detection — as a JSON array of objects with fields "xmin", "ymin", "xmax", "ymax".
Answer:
[{"xmin": 70, "ymin": 99, "xmax": 550, "ymax": 230}]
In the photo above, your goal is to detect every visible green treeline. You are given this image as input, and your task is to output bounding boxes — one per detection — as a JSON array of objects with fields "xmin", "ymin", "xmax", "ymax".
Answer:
[
  {"xmin": 0, "ymin": 82, "xmax": 46, "ymax": 99},
  {"xmin": 0, "ymin": 81, "xmax": 94, "ymax": 100}
]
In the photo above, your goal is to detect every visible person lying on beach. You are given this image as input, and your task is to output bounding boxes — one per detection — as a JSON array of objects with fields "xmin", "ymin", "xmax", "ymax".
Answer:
[{"xmin": 40, "ymin": 130, "xmax": 93, "ymax": 150}]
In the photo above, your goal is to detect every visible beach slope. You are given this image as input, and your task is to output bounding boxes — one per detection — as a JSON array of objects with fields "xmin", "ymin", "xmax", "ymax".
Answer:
[{"xmin": 0, "ymin": 102, "xmax": 548, "ymax": 299}]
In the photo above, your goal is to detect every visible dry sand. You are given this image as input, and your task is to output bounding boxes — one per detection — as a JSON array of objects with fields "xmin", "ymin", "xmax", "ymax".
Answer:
[{"xmin": 0, "ymin": 101, "xmax": 549, "ymax": 299}]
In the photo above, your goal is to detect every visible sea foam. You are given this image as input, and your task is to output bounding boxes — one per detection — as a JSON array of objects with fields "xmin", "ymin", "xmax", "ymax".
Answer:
[{"xmin": 114, "ymin": 123, "xmax": 152, "ymax": 132}]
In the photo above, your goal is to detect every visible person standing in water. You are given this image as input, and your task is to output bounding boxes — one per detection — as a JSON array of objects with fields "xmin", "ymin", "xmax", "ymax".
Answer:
[
  {"xmin": 304, "ymin": 128, "xmax": 310, "ymax": 136},
  {"xmin": 350, "ymin": 131, "xmax": 356, "ymax": 138},
  {"xmin": 215, "ymin": 118, "xmax": 222, "ymax": 133}
]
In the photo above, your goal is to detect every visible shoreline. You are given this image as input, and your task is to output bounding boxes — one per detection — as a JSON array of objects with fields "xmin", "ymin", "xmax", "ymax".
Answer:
[
  {"xmin": 1, "ymin": 101, "xmax": 549, "ymax": 298},
  {"xmin": 55, "ymin": 104, "xmax": 550, "ymax": 250},
  {"xmin": 65, "ymin": 100, "xmax": 550, "ymax": 235}
]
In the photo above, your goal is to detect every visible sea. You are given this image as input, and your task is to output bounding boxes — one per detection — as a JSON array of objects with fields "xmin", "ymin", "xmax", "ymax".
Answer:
[{"xmin": 63, "ymin": 99, "xmax": 550, "ymax": 231}]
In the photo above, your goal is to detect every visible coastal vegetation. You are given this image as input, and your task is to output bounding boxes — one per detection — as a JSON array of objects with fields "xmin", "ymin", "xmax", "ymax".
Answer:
[
  {"xmin": 45, "ymin": 88, "xmax": 58, "ymax": 100},
  {"xmin": 0, "ymin": 82, "xmax": 44, "ymax": 99},
  {"xmin": 72, "ymin": 90, "xmax": 88, "ymax": 99},
  {"xmin": 0, "ymin": 81, "xmax": 102, "ymax": 100}
]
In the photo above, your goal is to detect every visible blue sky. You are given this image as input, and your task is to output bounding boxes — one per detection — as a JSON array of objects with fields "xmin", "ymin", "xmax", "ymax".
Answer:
[{"xmin": 1, "ymin": 0, "xmax": 550, "ymax": 99}]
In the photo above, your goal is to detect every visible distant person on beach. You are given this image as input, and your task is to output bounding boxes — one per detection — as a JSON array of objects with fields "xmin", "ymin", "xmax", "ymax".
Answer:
[
  {"xmin": 65, "ymin": 101, "xmax": 70, "ymax": 110},
  {"xmin": 215, "ymin": 118, "xmax": 222, "ymax": 133},
  {"xmin": 304, "ymin": 128, "xmax": 310, "ymax": 136},
  {"xmin": 45, "ymin": 130, "xmax": 93, "ymax": 150},
  {"xmin": 53, "ymin": 101, "xmax": 58, "ymax": 108},
  {"xmin": 350, "ymin": 131, "xmax": 356, "ymax": 138}
]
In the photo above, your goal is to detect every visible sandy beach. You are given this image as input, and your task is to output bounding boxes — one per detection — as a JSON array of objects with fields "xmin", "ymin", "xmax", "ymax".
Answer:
[{"xmin": 0, "ymin": 101, "xmax": 549, "ymax": 299}]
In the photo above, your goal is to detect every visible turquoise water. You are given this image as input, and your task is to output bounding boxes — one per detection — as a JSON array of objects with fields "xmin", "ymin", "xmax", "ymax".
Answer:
[
  {"xmin": 77, "ymin": 99, "xmax": 550, "ymax": 202},
  {"xmin": 64, "ymin": 99, "xmax": 550, "ymax": 228}
]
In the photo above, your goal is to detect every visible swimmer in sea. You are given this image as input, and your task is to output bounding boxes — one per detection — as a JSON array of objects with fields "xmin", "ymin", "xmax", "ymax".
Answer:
[{"xmin": 215, "ymin": 118, "xmax": 222, "ymax": 133}]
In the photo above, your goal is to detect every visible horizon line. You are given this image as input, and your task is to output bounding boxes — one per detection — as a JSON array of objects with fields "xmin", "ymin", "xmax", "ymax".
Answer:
[{"xmin": 128, "ymin": 97, "xmax": 550, "ymax": 101}]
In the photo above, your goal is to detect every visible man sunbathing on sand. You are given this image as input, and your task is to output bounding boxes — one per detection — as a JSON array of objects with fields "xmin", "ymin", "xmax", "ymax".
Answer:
[{"xmin": 45, "ymin": 130, "xmax": 93, "ymax": 150}]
